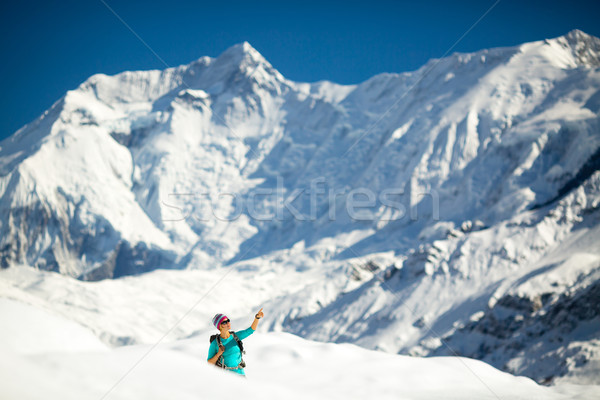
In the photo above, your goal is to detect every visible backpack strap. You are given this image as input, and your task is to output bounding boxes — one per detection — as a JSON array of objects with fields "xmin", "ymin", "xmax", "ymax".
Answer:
[
  {"xmin": 215, "ymin": 335, "xmax": 225, "ymax": 368},
  {"xmin": 231, "ymin": 331, "xmax": 245, "ymax": 354}
]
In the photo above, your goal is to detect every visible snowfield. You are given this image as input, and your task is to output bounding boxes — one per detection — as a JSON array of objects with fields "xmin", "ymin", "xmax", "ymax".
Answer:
[{"xmin": 2, "ymin": 297, "xmax": 598, "ymax": 400}]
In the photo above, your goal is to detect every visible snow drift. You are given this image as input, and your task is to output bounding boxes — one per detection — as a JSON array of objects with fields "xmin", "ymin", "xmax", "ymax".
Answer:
[{"xmin": 2, "ymin": 298, "xmax": 598, "ymax": 400}]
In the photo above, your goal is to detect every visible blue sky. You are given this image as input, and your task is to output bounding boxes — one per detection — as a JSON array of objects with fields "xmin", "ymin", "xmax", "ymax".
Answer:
[{"xmin": 1, "ymin": 0, "xmax": 598, "ymax": 142}]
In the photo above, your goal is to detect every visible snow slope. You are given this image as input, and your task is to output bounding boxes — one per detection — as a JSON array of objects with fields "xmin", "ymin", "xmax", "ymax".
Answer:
[
  {"xmin": 2, "ymin": 31, "xmax": 598, "ymax": 278},
  {"xmin": 1, "ymin": 298, "xmax": 598, "ymax": 400},
  {"xmin": 1, "ymin": 30, "xmax": 599, "ymax": 386}
]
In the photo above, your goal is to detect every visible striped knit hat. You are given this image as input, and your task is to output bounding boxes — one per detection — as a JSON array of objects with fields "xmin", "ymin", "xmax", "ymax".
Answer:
[{"xmin": 212, "ymin": 313, "xmax": 229, "ymax": 330}]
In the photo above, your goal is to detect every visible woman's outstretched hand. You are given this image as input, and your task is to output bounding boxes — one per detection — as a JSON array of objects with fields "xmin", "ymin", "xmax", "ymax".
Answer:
[
  {"xmin": 251, "ymin": 308, "xmax": 264, "ymax": 330},
  {"xmin": 255, "ymin": 308, "xmax": 264, "ymax": 319}
]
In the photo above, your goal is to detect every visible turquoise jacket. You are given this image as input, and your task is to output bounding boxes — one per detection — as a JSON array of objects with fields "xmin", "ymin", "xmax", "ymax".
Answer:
[{"xmin": 207, "ymin": 327, "xmax": 254, "ymax": 375}]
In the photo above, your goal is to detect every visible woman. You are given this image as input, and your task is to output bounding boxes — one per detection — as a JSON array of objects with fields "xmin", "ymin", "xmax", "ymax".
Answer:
[{"xmin": 207, "ymin": 308, "xmax": 264, "ymax": 376}]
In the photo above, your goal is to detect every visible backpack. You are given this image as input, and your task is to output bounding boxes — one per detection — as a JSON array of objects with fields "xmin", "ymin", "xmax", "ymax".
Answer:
[{"xmin": 209, "ymin": 331, "xmax": 246, "ymax": 369}]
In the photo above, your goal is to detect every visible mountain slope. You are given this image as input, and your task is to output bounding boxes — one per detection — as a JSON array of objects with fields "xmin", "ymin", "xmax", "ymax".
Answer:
[
  {"xmin": 0, "ymin": 30, "xmax": 599, "ymax": 384},
  {"xmin": 6, "ymin": 297, "xmax": 597, "ymax": 400},
  {"xmin": 1, "ymin": 32, "xmax": 598, "ymax": 277}
]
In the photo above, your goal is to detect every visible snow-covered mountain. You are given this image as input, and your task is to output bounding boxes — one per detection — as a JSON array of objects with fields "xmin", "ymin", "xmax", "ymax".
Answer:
[
  {"xmin": 6, "ymin": 298, "xmax": 597, "ymax": 400},
  {"xmin": 1, "ymin": 30, "xmax": 599, "ymax": 385}
]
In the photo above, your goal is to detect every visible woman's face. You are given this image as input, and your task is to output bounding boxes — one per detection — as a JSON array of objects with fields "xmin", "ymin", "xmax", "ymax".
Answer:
[{"xmin": 219, "ymin": 319, "xmax": 231, "ymax": 332}]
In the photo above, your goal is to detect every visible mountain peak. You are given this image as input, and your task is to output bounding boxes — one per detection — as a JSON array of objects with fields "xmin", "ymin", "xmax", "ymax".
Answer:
[
  {"xmin": 201, "ymin": 41, "xmax": 286, "ymax": 88},
  {"xmin": 558, "ymin": 29, "xmax": 600, "ymax": 67},
  {"xmin": 565, "ymin": 29, "xmax": 594, "ymax": 42},
  {"xmin": 216, "ymin": 41, "xmax": 268, "ymax": 69}
]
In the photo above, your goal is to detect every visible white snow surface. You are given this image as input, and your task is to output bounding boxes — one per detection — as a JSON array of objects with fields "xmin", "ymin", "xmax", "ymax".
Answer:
[
  {"xmin": 1, "ymin": 297, "xmax": 598, "ymax": 400},
  {"xmin": 1, "ymin": 30, "xmax": 600, "ymax": 390}
]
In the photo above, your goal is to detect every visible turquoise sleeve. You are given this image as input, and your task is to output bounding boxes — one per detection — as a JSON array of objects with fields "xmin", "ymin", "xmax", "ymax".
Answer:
[
  {"xmin": 207, "ymin": 339, "xmax": 218, "ymax": 360},
  {"xmin": 235, "ymin": 327, "xmax": 255, "ymax": 341}
]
